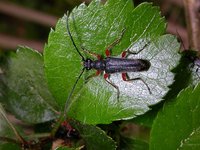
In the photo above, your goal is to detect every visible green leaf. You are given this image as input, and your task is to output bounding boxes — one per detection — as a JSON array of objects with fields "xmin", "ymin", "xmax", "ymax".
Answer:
[
  {"xmin": 186, "ymin": 51, "xmax": 200, "ymax": 86},
  {"xmin": 131, "ymin": 110, "xmax": 157, "ymax": 128},
  {"xmin": 72, "ymin": 123, "xmax": 116, "ymax": 150},
  {"xmin": 56, "ymin": 147, "xmax": 75, "ymax": 150},
  {"xmin": 2, "ymin": 47, "xmax": 58, "ymax": 124},
  {"xmin": 0, "ymin": 104, "xmax": 16, "ymax": 139},
  {"xmin": 190, "ymin": 65, "xmax": 200, "ymax": 86},
  {"xmin": 131, "ymin": 51, "xmax": 194, "ymax": 128},
  {"xmin": 56, "ymin": 145, "xmax": 83, "ymax": 150},
  {"xmin": 44, "ymin": 0, "xmax": 180, "ymax": 124},
  {"xmin": 0, "ymin": 104, "xmax": 21, "ymax": 149},
  {"xmin": 150, "ymin": 84, "xmax": 200, "ymax": 150},
  {"xmin": 180, "ymin": 127, "xmax": 200, "ymax": 150},
  {"xmin": 0, "ymin": 143, "xmax": 21, "ymax": 150},
  {"xmin": 120, "ymin": 137, "xmax": 149, "ymax": 150}
]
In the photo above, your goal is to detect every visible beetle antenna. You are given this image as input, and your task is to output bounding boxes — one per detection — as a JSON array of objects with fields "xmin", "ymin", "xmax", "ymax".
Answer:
[
  {"xmin": 64, "ymin": 68, "xmax": 85, "ymax": 119},
  {"xmin": 66, "ymin": 11, "xmax": 85, "ymax": 61}
]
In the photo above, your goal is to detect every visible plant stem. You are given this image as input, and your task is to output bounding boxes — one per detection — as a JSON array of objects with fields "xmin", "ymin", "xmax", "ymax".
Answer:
[{"xmin": 183, "ymin": 0, "xmax": 200, "ymax": 52}]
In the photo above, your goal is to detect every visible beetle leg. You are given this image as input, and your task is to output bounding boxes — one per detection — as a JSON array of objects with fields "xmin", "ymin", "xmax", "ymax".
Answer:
[
  {"xmin": 104, "ymin": 73, "xmax": 120, "ymax": 99},
  {"xmin": 122, "ymin": 73, "xmax": 152, "ymax": 94},
  {"xmin": 126, "ymin": 42, "xmax": 150, "ymax": 55},
  {"xmin": 121, "ymin": 51, "xmax": 127, "ymax": 58},
  {"xmin": 105, "ymin": 28, "xmax": 126, "ymax": 57},
  {"xmin": 121, "ymin": 40, "xmax": 150, "ymax": 58},
  {"xmin": 81, "ymin": 46, "xmax": 102, "ymax": 60}
]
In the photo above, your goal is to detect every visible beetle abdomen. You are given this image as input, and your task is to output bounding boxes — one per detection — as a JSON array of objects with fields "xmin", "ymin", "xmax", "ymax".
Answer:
[{"xmin": 105, "ymin": 57, "xmax": 150, "ymax": 74}]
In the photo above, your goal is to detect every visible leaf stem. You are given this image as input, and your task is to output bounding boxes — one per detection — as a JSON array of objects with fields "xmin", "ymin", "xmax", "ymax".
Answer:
[
  {"xmin": 183, "ymin": 0, "xmax": 200, "ymax": 52},
  {"xmin": 0, "ymin": 105, "xmax": 26, "ymax": 144}
]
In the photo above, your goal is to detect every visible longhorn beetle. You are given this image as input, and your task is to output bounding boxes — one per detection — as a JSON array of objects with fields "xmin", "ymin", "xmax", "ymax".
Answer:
[{"xmin": 64, "ymin": 12, "xmax": 151, "ymax": 115}]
